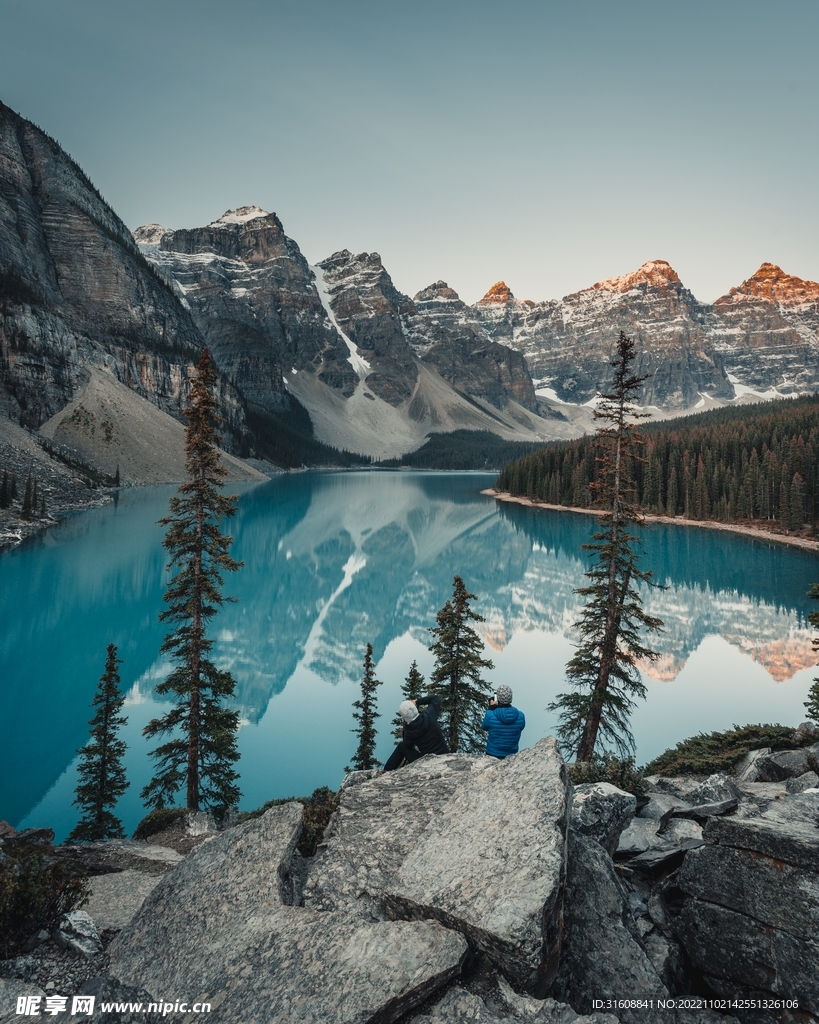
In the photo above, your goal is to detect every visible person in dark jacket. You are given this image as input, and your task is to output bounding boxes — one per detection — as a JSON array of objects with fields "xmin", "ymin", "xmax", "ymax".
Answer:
[
  {"xmin": 481, "ymin": 684, "xmax": 525, "ymax": 758},
  {"xmin": 384, "ymin": 694, "xmax": 449, "ymax": 771}
]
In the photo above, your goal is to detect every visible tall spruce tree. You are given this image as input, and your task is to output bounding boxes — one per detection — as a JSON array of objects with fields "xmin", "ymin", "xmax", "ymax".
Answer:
[
  {"xmin": 392, "ymin": 660, "xmax": 426, "ymax": 739},
  {"xmin": 548, "ymin": 332, "xmax": 664, "ymax": 762},
  {"xmin": 68, "ymin": 644, "xmax": 129, "ymax": 842},
  {"xmin": 428, "ymin": 575, "xmax": 494, "ymax": 752},
  {"xmin": 347, "ymin": 642, "xmax": 382, "ymax": 771},
  {"xmin": 142, "ymin": 349, "xmax": 243, "ymax": 814},
  {"xmin": 0, "ymin": 470, "xmax": 9, "ymax": 509}
]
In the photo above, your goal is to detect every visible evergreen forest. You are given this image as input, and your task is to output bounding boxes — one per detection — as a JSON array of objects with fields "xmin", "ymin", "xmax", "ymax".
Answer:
[{"xmin": 495, "ymin": 396, "xmax": 819, "ymax": 531}]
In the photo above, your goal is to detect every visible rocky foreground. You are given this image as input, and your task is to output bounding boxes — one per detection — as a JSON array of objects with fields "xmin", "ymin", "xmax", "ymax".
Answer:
[{"xmin": 2, "ymin": 736, "xmax": 818, "ymax": 1024}]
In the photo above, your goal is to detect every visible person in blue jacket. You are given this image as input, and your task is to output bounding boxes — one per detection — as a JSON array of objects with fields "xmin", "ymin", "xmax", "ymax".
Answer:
[{"xmin": 481, "ymin": 684, "xmax": 525, "ymax": 758}]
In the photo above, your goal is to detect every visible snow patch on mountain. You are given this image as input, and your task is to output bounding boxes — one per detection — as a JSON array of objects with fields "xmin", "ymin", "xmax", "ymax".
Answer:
[
  {"xmin": 209, "ymin": 206, "xmax": 270, "ymax": 226},
  {"xmin": 310, "ymin": 265, "xmax": 371, "ymax": 378}
]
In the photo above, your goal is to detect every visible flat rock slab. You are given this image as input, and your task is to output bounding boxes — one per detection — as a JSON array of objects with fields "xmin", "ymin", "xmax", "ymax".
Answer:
[
  {"xmin": 85, "ymin": 870, "xmax": 164, "ymax": 931},
  {"xmin": 304, "ymin": 754, "xmax": 495, "ymax": 918},
  {"xmin": 384, "ymin": 738, "xmax": 570, "ymax": 994},
  {"xmin": 54, "ymin": 839, "xmax": 184, "ymax": 877},
  {"xmin": 704, "ymin": 791, "xmax": 819, "ymax": 871},
  {"xmin": 115, "ymin": 898, "xmax": 466, "ymax": 1024},
  {"xmin": 672, "ymin": 798, "xmax": 738, "ymax": 821},
  {"xmin": 110, "ymin": 803, "xmax": 468, "ymax": 1023}
]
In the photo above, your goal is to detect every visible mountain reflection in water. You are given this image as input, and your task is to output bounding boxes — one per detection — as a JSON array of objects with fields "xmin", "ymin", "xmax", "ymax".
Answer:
[{"xmin": 1, "ymin": 471, "xmax": 816, "ymax": 839}]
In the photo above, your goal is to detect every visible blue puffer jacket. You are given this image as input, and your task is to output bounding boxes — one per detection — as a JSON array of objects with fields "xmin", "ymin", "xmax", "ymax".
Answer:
[{"xmin": 481, "ymin": 705, "xmax": 525, "ymax": 758}]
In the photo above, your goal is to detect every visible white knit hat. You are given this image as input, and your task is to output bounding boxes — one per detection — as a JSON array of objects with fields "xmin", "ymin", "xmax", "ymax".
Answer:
[
  {"xmin": 495, "ymin": 685, "xmax": 513, "ymax": 706},
  {"xmin": 399, "ymin": 700, "xmax": 419, "ymax": 724}
]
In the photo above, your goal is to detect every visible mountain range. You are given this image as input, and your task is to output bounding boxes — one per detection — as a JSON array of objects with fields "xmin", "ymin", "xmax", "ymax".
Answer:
[{"xmin": 2, "ymin": 98, "xmax": 819, "ymax": 486}]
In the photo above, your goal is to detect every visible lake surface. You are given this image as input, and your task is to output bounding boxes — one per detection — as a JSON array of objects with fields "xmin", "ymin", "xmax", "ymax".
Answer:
[{"xmin": 2, "ymin": 470, "xmax": 818, "ymax": 841}]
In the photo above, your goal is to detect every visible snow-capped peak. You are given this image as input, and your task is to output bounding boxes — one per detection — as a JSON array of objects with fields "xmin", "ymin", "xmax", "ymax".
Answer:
[
  {"xmin": 719, "ymin": 263, "xmax": 819, "ymax": 306},
  {"xmin": 592, "ymin": 260, "xmax": 681, "ymax": 294},
  {"xmin": 209, "ymin": 206, "xmax": 270, "ymax": 227},
  {"xmin": 132, "ymin": 224, "xmax": 172, "ymax": 245}
]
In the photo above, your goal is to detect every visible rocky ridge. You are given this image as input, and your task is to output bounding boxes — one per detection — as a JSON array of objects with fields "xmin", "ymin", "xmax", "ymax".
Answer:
[
  {"xmin": 138, "ymin": 224, "xmax": 577, "ymax": 459},
  {"xmin": 6, "ymin": 734, "xmax": 819, "ymax": 1023},
  {"xmin": 472, "ymin": 261, "xmax": 819, "ymax": 411}
]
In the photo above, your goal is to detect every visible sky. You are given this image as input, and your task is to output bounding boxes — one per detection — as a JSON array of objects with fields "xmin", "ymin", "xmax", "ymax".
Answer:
[{"xmin": 1, "ymin": 0, "xmax": 817, "ymax": 305}]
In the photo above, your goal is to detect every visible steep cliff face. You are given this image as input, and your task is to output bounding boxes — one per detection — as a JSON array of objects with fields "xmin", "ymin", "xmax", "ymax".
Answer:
[
  {"xmin": 473, "ymin": 262, "xmax": 733, "ymax": 409},
  {"xmin": 0, "ymin": 102, "xmax": 247, "ymax": 438},
  {"xmin": 315, "ymin": 249, "xmax": 418, "ymax": 405},
  {"xmin": 140, "ymin": 208, "xmax": 358, "ymax": 413},
  {"xmin": 404, "ymin": 281, "xmax": 537, "ymax": 411}
]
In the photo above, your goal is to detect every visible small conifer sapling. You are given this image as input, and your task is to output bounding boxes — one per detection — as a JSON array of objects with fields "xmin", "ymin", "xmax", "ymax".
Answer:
[
  {"xmin": 347, "ymin": 643, "xmax": 383, "ymax": 771},
  {"xmin": 68, "ymin": 643, "xmax": 129, "ymax": 842}
]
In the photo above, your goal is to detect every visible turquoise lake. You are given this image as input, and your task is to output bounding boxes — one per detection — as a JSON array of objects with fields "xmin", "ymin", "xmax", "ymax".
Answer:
[{"xmin": 1, "ymin": 470, "xmax": 817, "ymax": 842}]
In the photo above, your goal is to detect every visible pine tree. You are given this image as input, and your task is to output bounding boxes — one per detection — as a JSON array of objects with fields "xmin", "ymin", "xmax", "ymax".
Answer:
[
  {"xmin": 68, "ymin": 644, "xmax": 129, "ymax": 842},
  {"xmin": 392, "ymin": 660, "xmax": 425, "ymax": 739},
  {"xmin": 428, "ymin": 575, "xmax": 494, "ymax": 752},
  {"xmin": 347, "ymin": 642, "xmax": 383, "ymax": 771},
  {"xmin": 142, "ymin": 350, "xmax": 243, "ymax": 814},
  {"xmin": 0, "ymin": 470, "xmax": 9, "ymax": 509},
  {"xmin": 548, "ymin": 332, "xmax": 664, "ymax": 762},
  {"xmin": 10, "ymin": 473, "xmax": 17, "ymax": 501},
  {"xmin": 114, "ymin": 464, "xmax": 120, "ymax": 487}
]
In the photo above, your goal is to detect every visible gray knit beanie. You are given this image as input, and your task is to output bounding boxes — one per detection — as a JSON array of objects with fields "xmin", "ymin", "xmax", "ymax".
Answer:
[
  {"xmin": 495, "ymin": 685, "xmax": 513, "ymax": 706},
  {"xmin": 399, "ymin": 700, "xmax": 420, "ymax": 724}
]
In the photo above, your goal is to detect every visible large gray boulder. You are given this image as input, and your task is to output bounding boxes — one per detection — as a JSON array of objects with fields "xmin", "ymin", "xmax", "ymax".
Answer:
[
  {"xmin": 110, "ymin": 803, "xmax": 468, "ymax": 1024},
  {"xmin": 689, "ymin": 773, "xmax": 741, "ymax": 805},
  {"xmin": 384, "ymin": 739, "xmax": 570, "ymax": 994},
  {"xmin": 786, "ymin": 770, "xmax": 819, "ymax": 794},
  {"xmin": 552, "ymin": 833, "xmax": 666, "ymax": 1013},
  {"xmin": 677, "ymin": 791, "xmax": 819, "ymax": 1017},
  {"xmin": 732, "ymin": 747, "xmax": 772, "ymax": 783},
  {"xmin": 570, "ymin": 782, "xmax": 636, "ymax": 856},
  {"xmin": 753, "ymin": 747, "xmax": 815, "ymax": 783},
  {"xmin": 304, "ymin": 753, "xmax": 494, "ymax": 919}
]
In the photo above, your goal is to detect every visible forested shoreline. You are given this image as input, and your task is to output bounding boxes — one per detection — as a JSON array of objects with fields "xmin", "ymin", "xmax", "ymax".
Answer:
[{"xmin": 496, "ymin": 396, "xmax": 819, "ymax": 533}]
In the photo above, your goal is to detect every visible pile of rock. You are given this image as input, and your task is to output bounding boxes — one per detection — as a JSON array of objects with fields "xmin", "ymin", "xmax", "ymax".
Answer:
[{"xmin": 3, "ymin": 734, "xmax": 818, "ymax": 1023}]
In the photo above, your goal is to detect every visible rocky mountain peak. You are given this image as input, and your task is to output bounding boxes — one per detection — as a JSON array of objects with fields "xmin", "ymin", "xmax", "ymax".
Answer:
[
  {"xmin": 132, "ymin": 223, "xmax": 172, "ymax": 245},
  {"xmin": 413, "ymin": 281, "xmax": 462, "ymax": 304},
  {"xmin": 478, "ymin": 281, "xmax": 514, "ymax": 305},
  {"xmin": 209, "ymin": 205, "xmax": 270, "ymax": 227},
  {"xmin": 591, "ymin": 259, "xmax": 681, "ymax": 294},
  {"xmin": 719, "ymin": 263, "xmax": 819, "ymax": 306}
]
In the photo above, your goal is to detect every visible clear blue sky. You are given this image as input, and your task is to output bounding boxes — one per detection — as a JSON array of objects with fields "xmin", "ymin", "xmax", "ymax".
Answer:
[{"xmin": 1, "ymin": 0, "xmax": 817, "ymax": 304}]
